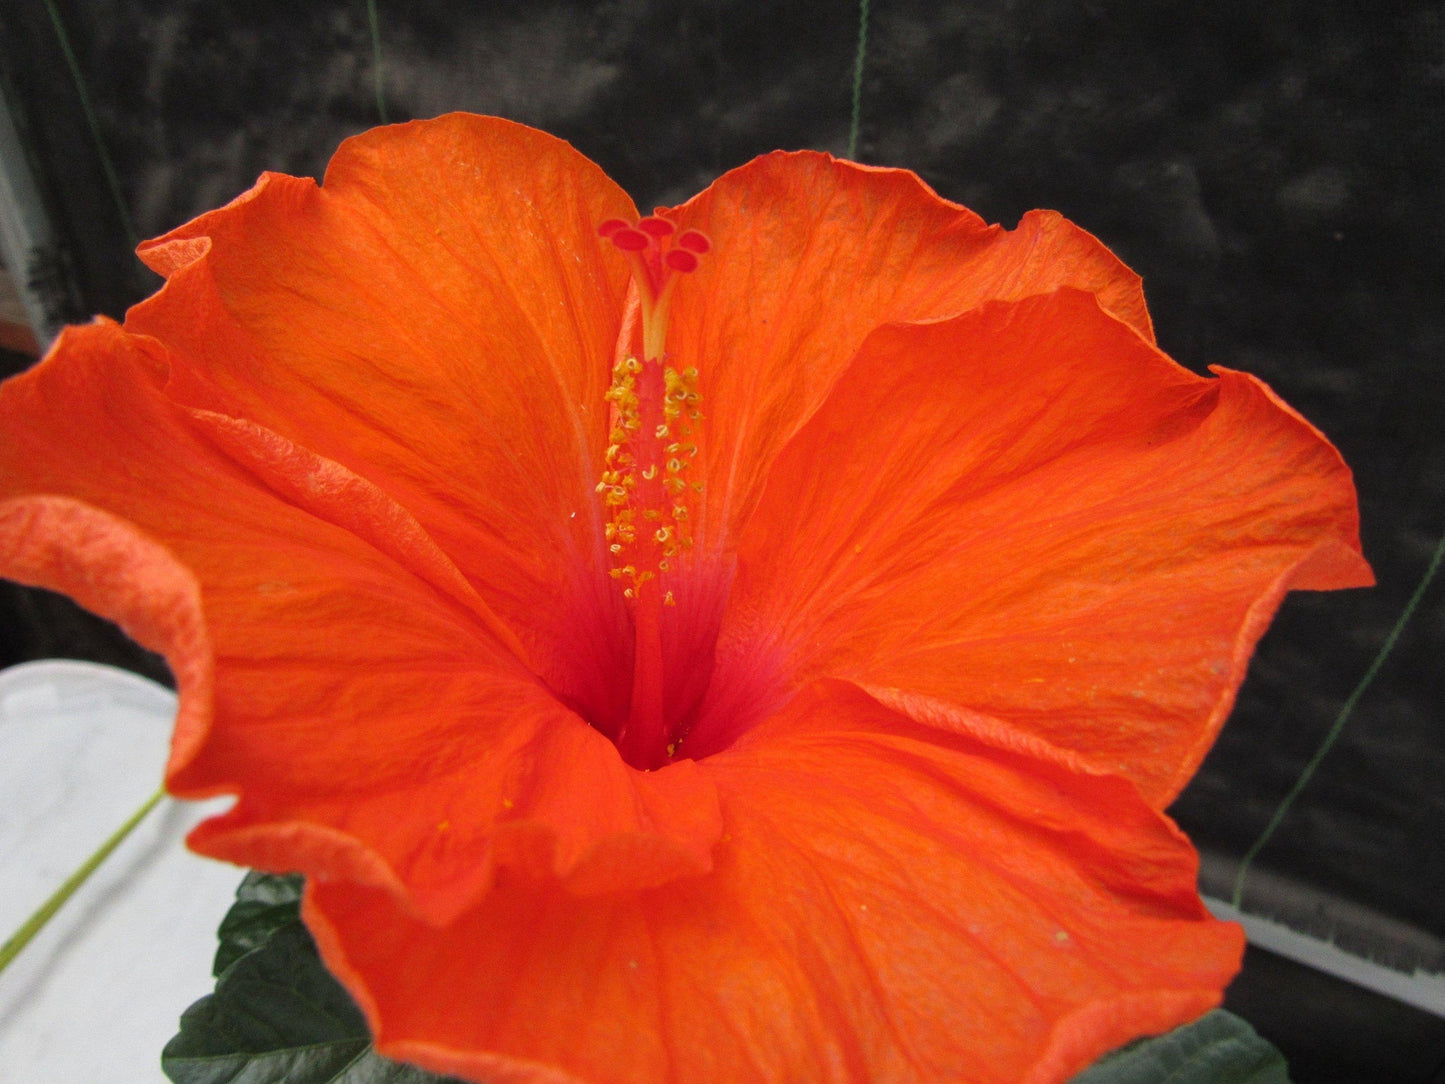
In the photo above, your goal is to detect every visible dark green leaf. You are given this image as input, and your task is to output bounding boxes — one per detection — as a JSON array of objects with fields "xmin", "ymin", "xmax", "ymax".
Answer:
[
  {"xmin": 212, "ymin": 872, "xmax": 304, "ymax": 977},
  {"xmin": 1068, "ymin": 1009, "xmax": 1290, "ymax": 1084},
  {"xmin": 164, "ymin": 872, "xmax": 464, "ymax": 1084}
]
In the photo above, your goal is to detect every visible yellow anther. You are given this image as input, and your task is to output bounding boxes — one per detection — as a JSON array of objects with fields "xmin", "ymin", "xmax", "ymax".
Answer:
[
  {"xmin": 663, "ymin": 591, "xmax": 676, "ymax": 607},
  {"xmin": 595, "ymin": 287, "xmax": 705, "ymax": 594}
]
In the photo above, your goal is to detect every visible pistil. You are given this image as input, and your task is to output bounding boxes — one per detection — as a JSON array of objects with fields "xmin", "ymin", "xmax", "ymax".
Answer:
[{"xmin": 597, "ymin": 216, "xmax": 709, "ymax": 768}]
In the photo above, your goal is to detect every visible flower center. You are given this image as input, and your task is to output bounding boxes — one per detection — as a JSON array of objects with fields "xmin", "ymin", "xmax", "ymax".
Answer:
[{"xmin": 597, "ymin": 216, "xmax": 711, "ymax": 769}]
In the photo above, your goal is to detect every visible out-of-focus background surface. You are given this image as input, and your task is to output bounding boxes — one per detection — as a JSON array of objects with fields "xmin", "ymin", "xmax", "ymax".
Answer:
[
  {"xmin": 0, "ymin": 2, "xmax": 1441, "ymax": 1080},
  {"xmin": 0, "ymin": 661, "xmax": 238, "ymax": 1083}
]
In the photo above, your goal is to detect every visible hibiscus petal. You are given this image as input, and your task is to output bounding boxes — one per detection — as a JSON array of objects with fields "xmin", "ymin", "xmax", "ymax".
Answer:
[
  {"xmin": 705, "ymin": 289, "xmax": 1371, "ymax": 804},
  {"xmin": 127, "ymin": 114, "xmax": 639, "ymax": 709},
  {"xmin": 0, "ymin": 321, "xmax": 720, "ymax": 921},
  {"xmin": 305, "ymin": 681, "xmax": 1240, "ymax": 1084},
  {"xmin": 665, "ymin": 151, "xmax": 1155, "ymax": 549},
  {"xmin": 0, "ymin": 496, "xmax": 214, "ymax": 771}
]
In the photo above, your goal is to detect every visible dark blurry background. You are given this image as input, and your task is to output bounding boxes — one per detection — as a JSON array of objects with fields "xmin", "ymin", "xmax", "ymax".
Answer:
[{"xmin": 1, "ymin": 2, "xmax": 1441, "ymax": 1079}]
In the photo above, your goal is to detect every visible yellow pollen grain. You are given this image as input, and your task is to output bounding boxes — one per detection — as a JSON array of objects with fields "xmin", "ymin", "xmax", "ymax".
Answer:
[{"xmin": 598, "ymin": 345, "xmax": 703, "ymax": 594}]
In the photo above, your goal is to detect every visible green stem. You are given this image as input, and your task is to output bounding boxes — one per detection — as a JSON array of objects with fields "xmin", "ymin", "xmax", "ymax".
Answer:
[
  {"xmin": 41, "ymin": 0, "xmax": 140, "ymax": 250},
  {"xmin": 847, "ymin": 0, "xmax": 871, "ymax": 160},
  {"xmin": 1231, "ymin": 528, "xmax": 1445, "ymax": 908},
  {"xmin": 367, "ymin": 0, "xmax": 389, "ymax": 124},
  {"xmin": 0, "ymin": 786, "xmax": 166, "ymax": 977}
]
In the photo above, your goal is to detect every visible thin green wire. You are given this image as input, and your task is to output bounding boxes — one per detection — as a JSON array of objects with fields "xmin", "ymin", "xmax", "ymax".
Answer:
[
  {"xmin": 40, "ymin": 0, "xmax": 140, "ymax": 250},
  {"xmin": 367, "ymin": 0, "xmax": 390, "ymax": 124},
  {"xmin": 847, "ymin": 0, "xmax": 871, "ymax": 160},
  {"xmin": 1231, "ymin": 527, "xmax": 1445, "ymax": 908},
  {"xmin": 0, "ymin": 787, "xmax": 166, "ymax": 978}
]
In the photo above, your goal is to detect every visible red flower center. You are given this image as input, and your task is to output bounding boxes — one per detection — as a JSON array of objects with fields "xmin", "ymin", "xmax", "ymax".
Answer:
[{"xmin": 597, "ymin": 216, "xmax": 714, "ymax": 770}]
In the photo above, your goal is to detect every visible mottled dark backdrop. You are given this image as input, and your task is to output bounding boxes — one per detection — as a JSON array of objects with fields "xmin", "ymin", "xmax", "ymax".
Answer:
[{"xmin": 1, "ymin": 1, "xmax": 1442, "ymax": 1078}]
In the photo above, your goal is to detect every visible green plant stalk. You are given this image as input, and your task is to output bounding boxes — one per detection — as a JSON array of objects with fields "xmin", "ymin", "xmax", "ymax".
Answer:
[
  {"xmin": 41, "ymin": 0, "xmax": 140, "ymax": 249},
  {"xmin": 1231, "ymin": 527, "xmax": 1445, "ymax": 908},
  {"xmin": 368, "ymin": 0, "xmax": 389, "ymax": 124},
  {"xmin": 847, "ymin": 0, "xmax": 871, "ymax": 160},
  {"xmin": 0, "ymin": 786, "xmax": 166, "ymax": 978}
]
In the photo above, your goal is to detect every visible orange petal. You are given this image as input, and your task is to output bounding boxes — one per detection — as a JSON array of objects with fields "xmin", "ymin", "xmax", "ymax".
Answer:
[
  {"xmin": 0, "ymin": 496, "xmax": 215, "ymax": 770},
  {"xmin": 128, "ymin": 114, "xmax": 639, "ymax": 711},
  {"xmin": 664, "ymin": 152, "xmax": 1154, "ymax": 550},
  {"xmin": 305, "ymin": 681, "xmax": 1241, "ymax": 1084},
  {"xmin": 0, "ymin": 321, "xmax": 720, "ymax": 921},
  {"xmin": 702, "ymin": 289, "xmax": 1371, "ymax": 805}
]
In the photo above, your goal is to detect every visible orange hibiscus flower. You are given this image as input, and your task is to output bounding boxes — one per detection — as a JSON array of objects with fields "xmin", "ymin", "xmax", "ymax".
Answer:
[{"xmin": 0, "ymin": 114, "xmax": 1370, "ymax": 1083}]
